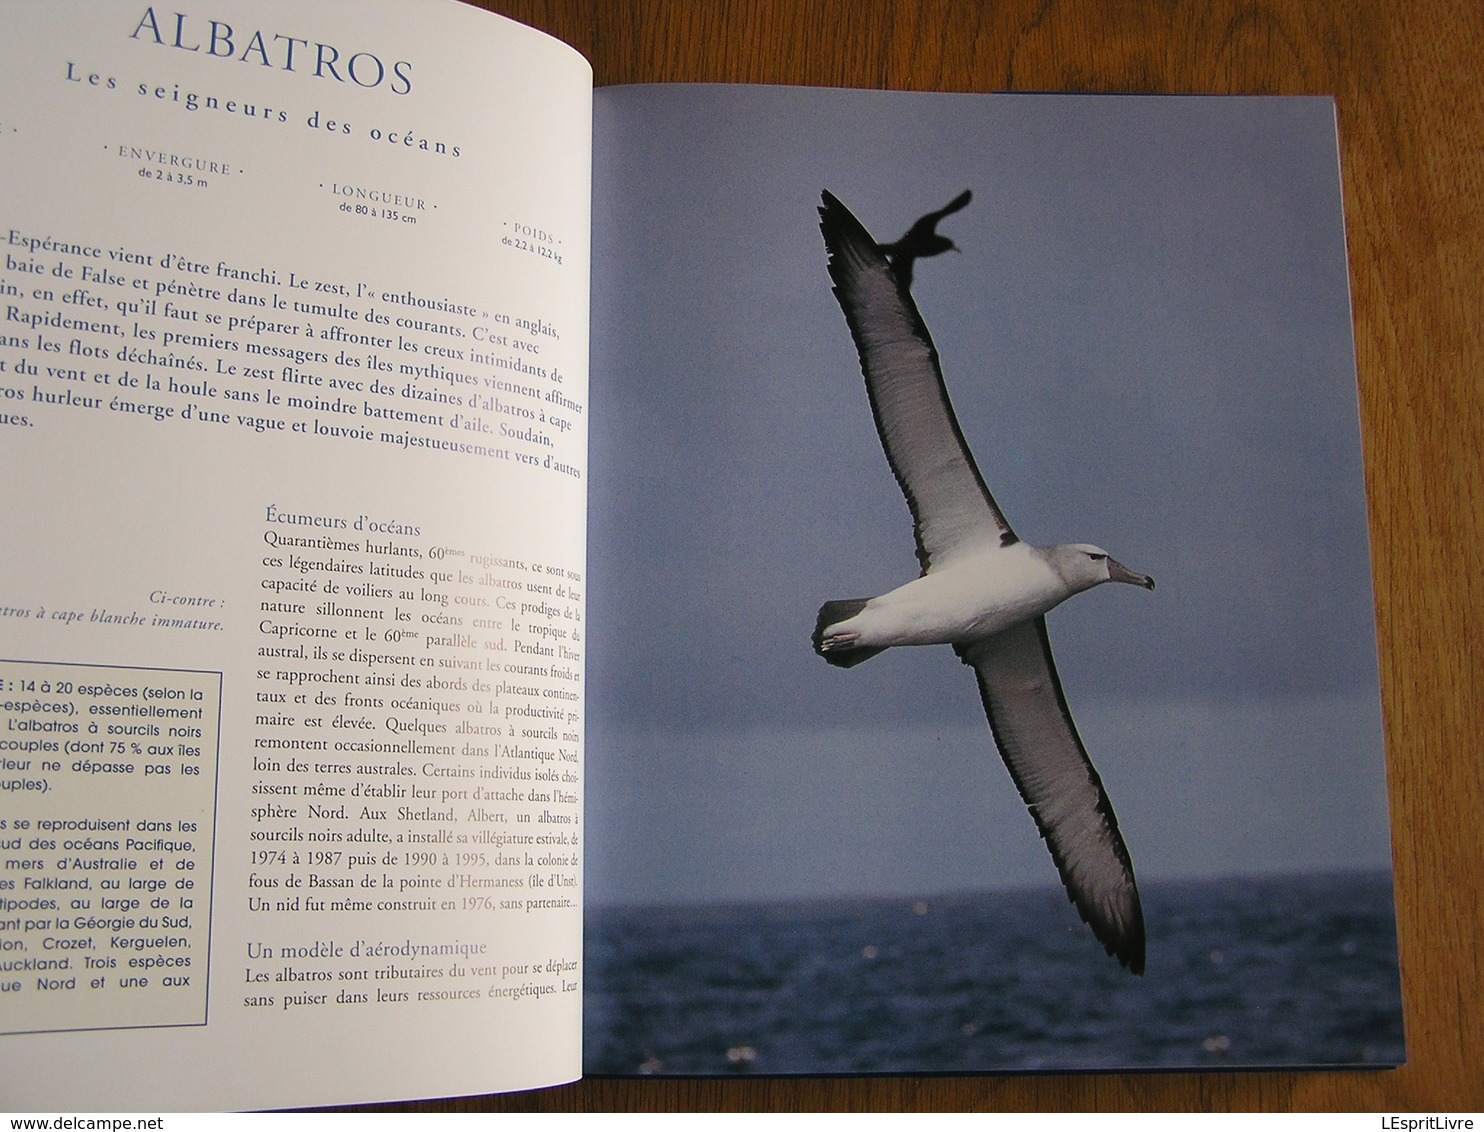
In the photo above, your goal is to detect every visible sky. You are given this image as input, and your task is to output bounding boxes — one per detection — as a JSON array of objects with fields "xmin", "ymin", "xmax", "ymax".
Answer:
[{"xmin": 582, "ymin": 87, "xmax": 1390, "ymax": 905}]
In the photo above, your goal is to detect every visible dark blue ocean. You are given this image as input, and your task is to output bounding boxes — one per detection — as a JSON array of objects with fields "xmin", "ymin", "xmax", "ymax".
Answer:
[{"xmin": 583, "ymin": 870, "xmax": 1404, "ymax": 1075}]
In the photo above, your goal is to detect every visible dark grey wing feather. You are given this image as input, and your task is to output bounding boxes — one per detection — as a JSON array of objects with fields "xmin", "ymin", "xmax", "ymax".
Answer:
[
  {"xmin": 957, "ymin": 621, "xmax": 1145, "ymax": 973},
  {"xmin": 819, "ymin": 191, "xmax": 1015, "ymax": 572}
]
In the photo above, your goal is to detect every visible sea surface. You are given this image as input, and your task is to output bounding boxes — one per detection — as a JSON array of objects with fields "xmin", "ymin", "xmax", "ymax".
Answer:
[{"xmin": 583, "ymin": 870, "xmax": 1404, "ymax": 1075}]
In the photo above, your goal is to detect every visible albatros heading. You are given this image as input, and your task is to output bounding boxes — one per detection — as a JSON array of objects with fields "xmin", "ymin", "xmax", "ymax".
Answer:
[{"xmin": 812, "ymin": 190, "xmax": 1155, "ymax": 974}]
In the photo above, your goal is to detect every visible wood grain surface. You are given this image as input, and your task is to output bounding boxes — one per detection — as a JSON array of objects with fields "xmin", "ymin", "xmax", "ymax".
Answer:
[{"xmin": 376, "ymin": 0, "xmax": 1484, "ymax": 1112}]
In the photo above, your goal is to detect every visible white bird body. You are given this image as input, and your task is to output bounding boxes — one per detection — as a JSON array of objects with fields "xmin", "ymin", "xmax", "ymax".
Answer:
[
  {"xmin": 813, "ymin": 190, "xmax": 1155, "ymax": 973},
  {"xmin": 823, "ymin": 541, "xmax": 1076, "ymax": 649}
]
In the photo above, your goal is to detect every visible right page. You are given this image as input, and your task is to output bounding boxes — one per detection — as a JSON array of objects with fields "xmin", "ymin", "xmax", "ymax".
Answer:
[{"xmin": 584, "ymin": 87, "xmax": 1402, "ymax": 1075}]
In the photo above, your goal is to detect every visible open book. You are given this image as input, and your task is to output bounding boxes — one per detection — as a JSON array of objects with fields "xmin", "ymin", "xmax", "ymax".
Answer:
[{"xmin": 1, "ymin": 0, "xmax": 1402, "ymax": 1110}]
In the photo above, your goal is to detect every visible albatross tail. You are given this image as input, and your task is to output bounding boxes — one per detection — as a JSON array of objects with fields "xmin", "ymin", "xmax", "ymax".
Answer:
[{"xmin": 812, "ymin": 599, "xmax": 888, "ymax": 667}]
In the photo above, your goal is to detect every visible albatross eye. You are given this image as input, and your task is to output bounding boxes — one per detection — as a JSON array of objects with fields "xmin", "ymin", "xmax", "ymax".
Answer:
[{"xmin": 1087, "ymin": 552, "xmax": 1106, "ymax": 561}]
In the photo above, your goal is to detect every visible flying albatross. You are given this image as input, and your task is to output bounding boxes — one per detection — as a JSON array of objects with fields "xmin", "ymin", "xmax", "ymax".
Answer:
[
  {"xmin": 878, "ymin": 188, "xmax": 972, "ymax": 288},
  {"xmin": 812, "ymin": 190, "xmax": 1154, "ymax": 974}
]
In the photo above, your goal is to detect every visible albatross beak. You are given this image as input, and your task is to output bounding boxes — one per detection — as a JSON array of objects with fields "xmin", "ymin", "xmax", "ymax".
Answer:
[{"xmin": 1108, "ymin": 558, "xmax": 1155, "ymax": 590}]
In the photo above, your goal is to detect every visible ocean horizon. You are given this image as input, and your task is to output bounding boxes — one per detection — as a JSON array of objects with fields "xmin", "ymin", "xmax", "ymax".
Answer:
[{"xmin": 583, "ymin": 869, "xmax": 1404, "ymax": 1076}]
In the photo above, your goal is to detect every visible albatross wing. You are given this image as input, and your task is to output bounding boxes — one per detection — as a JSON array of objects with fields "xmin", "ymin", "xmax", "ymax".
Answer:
[
  {"xmin": 957, "ymin": 621, "xmax": 1145, "ymax": 974},
  {"xmin": 819, "ymin": 191, "xmax": 1014, "ymax": 572}
]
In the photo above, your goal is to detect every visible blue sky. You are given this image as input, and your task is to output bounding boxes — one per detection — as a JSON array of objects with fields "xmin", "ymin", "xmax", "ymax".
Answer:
[{"xmin": 583, "ymin": 87, "xmax": 1389, "ymax": 904}]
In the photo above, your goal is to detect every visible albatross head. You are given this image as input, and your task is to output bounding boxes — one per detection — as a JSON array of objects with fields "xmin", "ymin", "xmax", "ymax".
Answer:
[
  {"xmin": 1049, "ymin": 544, "xmax": 1156, "ymax": 594},
  {"xmin": 919, "ymin": 234, "xmax": 962, "ymax": 257}
]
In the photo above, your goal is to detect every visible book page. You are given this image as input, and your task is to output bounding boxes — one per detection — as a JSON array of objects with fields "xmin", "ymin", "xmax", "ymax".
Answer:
[
  {"xmin": 584, "ymin": 85, "xmax": 1400, "ymax": 1075},
  {"xmin": 0, "ymin": 0, "xmax": 590, "ymax": 1110}
]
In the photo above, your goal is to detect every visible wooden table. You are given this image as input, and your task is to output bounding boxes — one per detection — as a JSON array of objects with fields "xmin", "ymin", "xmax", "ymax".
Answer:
[{"xmin": 398, "ymin": 0, "xmax": 1484, "ymax": 1112}]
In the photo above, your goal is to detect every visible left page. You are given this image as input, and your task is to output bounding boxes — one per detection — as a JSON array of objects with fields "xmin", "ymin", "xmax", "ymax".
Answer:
[{"xmin": 0, "ymin": 1, "xmax": 590, "ymax": 1110}]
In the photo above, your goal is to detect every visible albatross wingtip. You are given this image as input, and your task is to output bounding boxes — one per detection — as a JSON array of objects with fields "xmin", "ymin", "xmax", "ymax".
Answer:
[
  {"xmin": 818, "ymin": 189, "xmax": 846, "ymax": 224},
  {"xmin": 1117, "ymin": 920, "xmax": 1146, "ymax": 976},
  {"xmin": 1084, "ymin": 884, "xmax": 1146, "ymax": 975},
  {"xmin": 817, "ymin": 190, "xmax": 862, "ymax": 236}
]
